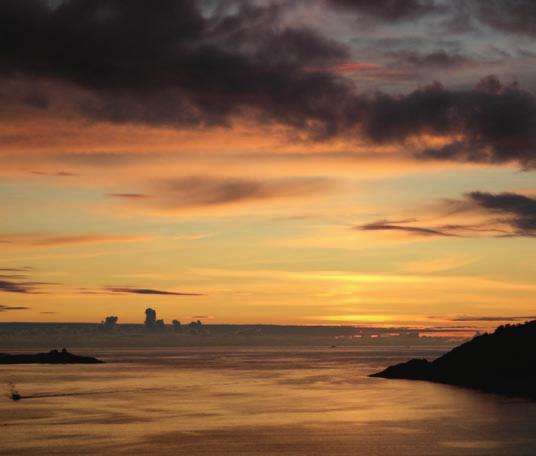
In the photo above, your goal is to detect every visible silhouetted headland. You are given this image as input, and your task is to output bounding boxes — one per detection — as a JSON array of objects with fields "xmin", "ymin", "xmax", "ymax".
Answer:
[
  {"xmin": 0, "ymin": 348, "xmax": 103, "ymax": 364},
  {"xmin": 371, "ymin": 320, "xmax": 536, "ymax": 397}
]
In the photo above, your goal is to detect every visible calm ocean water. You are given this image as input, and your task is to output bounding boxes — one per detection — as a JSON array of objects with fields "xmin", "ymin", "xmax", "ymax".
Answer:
[{"xmin": 2, "ymin": 347, "xmax": 536, "ymax": 455}]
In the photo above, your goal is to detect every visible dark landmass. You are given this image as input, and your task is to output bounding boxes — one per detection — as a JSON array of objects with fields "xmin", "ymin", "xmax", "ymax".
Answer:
[
  {"xmin": 371, "ymin": 320, "xmax": 536, "ymax": 397},
  {"xmin": 0, "ymin": 349, "xmax": 103, "ymax": 364}
]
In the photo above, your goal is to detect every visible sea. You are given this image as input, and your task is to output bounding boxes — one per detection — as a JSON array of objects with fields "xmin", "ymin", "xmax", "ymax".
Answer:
[{"xmin": 2, "ymin": 347, "xmax": 536, "ymax": 455}]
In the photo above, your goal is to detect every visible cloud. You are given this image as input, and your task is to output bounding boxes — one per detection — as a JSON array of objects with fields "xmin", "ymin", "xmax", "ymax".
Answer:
[
  {"xmin": 105, "ymin": 287, "xmax": 203, "ymax": 296},
  {"xmin": 392, "ymin": 50, "xmax": 472, "ymax": 70},
  {"xmin": 115, "ymin": 176, "xmax": 335, "ymax": 211},
  {"xmin": 0, "ymin": 0, "xmax": 352, "ymax": 136},
  {"xmin": 107, "ymin": 193, "xmax": 152, "ymax": 199},
  {"xmin": 359, "ymin": 191, "xmax": 536, "ymax": 239},
  {"xmin": 0, "ymin": 233, "xmax": 151, "ymax": 247},
  {"xmin": 358, "ymin": 219, "xmax": 457, "ymax": 237},
  {"xmin": 472, "ymin": 0, "xmax": 536, "ymax": 36},
  {"xmin": 326, "ymin": 51, "xmax": 480, "ymax": 85},
  {"xmin": 466, "ymin": 191, "xmax": 536, "ymax": 235},
  {"xmin": 364, "ymin": 78, "xmax": 536, "ymax": 168},
  {"xmin": 0, "ymin": 267, "xmax": 56, "ymax": 294},
  {"xmin": 0, "ymin": 266, "xmax": 33, "ymax": 279},
  {"xmin": 326, "ymin": 0, "xmax": 439, "ymax": 21},
  {"xmin": 0, "ymin": 305, "xmax": 31, "ymax": 311},
  {"xmin": 0, "ymin": 3, "xmax": 535, "ymax": 170},
  {"xmin": 30, "ymin": 170, "xmax": 79, "ymax": 177},
  {"xmin": 160, "ymin": 176, "xmax": 333, "ymax": 207},
  {"xmin": 0, "ymin": 274, "xmax": 28, "ymax": 280},
  {"xmin": 446, "ymin": 315, "xmax": 536, "ymax": 322},
  {"xmin": 0, "ymin": 279, "xmax": 52, "ymax": 294},
  {"xmin": 401, "ymin": 255, "xmax": 476, "ymax": 274},
  {"xmin": 0, "ymin": 280, "xmax": 32, "ymax": 293}
]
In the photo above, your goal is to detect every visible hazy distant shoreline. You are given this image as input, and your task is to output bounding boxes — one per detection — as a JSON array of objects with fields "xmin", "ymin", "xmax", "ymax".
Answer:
[{"xmin": 0, "ymin": 322, "xmax": 458, "ymax": 348}]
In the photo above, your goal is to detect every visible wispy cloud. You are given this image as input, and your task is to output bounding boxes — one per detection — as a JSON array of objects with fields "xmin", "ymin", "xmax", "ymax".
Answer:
[
  {"xmin": 0, "ymin": 233, "xmax": 151, "ymax": 248},
  {"xmin": 0, "ymin": 279, "xmax": 53, "ymax": 294},
  {"xmin": 107, "ymin": 193, "xmax": 152, "ymax": 199},
  {"xmin": 104, "ymin": 287, "xmax": 204, "ymax": 296},
  {"xmin": 439, "ymin": 315, "xmax": 536, "ymax": 322},
  {"xmin": 401, "ymin": 256, "xmax": 477, "ymax": 274},
  {"xmin": 358, "ymin": 191, "xmax": 536, "ymax": 239},
  {"xmin": 357, "ymin": 219, "xmax": 457, "ymax": 237},
  {"xmin": 0, "ymin": 305, "xmax": 31, "ymax": 311},
  {"xmin": 30, "ymin": 170, "xmax": 78, "ymax": 177},
  {"xmin": 0, "ymin": 267, "xmax": 33, "ymax": 272},
  {"xmin": 107, "ymin": 176, "xmax": 336, "ymax": 213}
]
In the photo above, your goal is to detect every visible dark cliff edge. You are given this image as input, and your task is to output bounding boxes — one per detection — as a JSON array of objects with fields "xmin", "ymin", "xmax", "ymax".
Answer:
[
  {"xmin": 371, "ymin": 320, "xmax": 536, "ymax": 397},
  {"xmin": 0, "ymin": 349, "xmax": 103, "ymax": 364}
]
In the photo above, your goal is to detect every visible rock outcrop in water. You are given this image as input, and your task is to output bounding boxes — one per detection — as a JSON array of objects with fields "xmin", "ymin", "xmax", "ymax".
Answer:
[
  {"xmin": 371, "ymin": 320, "xmax": 536, "ymax": 397},
  {"xmin": 0, "ymin": 348, "xmax": 103, "ymax": 364}
]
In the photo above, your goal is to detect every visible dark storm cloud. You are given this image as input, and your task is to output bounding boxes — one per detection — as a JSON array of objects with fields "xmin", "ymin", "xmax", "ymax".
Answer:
[
  {"xmin": 326, "ymin": 0, "xmax": 439, "ymax": 21},
  {"xmin": 105, "ymin": 287, "xmax": 203, "ymax": 296},
  {"xmin": 359, "ymin": 191, "xmax": 536, "ymax": 239},
  {"xmin": 392, "ymin": 50, "xmax": 471, "ymax": 69},
  {"xmin": 472, "ymin": 0, "xmax": 536, "ymax": 36},
  {"xmin": 1, "ymin": 2, "xmax": 536, "ymax": 167},
  {"xmin": 22, "ymin": 91, "xmax": 50, "ymax": 109},
  {"xmin": 369, "ymin": 78, "xmax": 536, "ymax": 168},
  {"xmin": 0, "ymin": 0, "xmax": 353, "ymax": 136},
  {"xmin": 439, "ymin": 1, "xmax": 536, "ymax": 36},
  {"xmin": 467, "ymin": 191, "xmax": 536, "ymax": 235}
]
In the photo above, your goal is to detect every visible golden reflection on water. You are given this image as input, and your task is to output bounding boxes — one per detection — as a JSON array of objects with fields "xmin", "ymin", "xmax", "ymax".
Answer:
[{"xmin": 1, "ymin": 347, "xmax": 536, "ymax": 455}]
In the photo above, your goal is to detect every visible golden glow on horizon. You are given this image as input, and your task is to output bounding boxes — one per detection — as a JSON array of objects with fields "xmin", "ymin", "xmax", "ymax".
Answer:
[{"xmin": 1, "ymin": 116, "xmax": 535, "ymax": 330}]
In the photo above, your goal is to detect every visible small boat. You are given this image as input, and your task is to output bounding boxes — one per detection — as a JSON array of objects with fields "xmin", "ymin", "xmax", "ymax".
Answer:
[{"xmin": 11, "ymin": 392, "xmax": 21, "ymax": 401}]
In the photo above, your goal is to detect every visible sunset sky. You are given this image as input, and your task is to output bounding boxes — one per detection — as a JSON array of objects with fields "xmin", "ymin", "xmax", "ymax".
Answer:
[{"xmin": 1, "ymin": 0, "xmax": 536, "ymax": 330}]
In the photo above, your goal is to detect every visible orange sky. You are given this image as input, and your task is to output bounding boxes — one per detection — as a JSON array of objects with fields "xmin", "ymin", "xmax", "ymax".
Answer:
[{"xmin": 2, "ymin": 0, "xmax": 536, "ymax": 333}]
